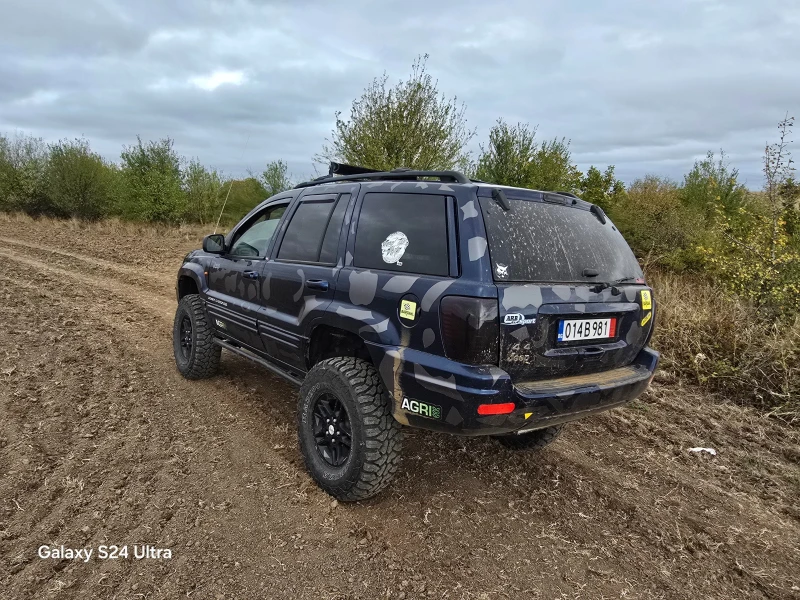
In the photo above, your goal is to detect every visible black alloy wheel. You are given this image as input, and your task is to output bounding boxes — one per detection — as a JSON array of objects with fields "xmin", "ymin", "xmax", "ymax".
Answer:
[
  {"xmin": 312, "ymin": 392, "xmax": 352, "ymax": 467},
  {"xmin": 179, "ymin": 316, "xmax": 193, "ymax": 360}
]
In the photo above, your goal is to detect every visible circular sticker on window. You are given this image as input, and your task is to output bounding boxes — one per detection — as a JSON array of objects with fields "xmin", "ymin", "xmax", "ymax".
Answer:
[{"xmin": 381, "ymin": 231, "xmax": 409, "ymax": 266}]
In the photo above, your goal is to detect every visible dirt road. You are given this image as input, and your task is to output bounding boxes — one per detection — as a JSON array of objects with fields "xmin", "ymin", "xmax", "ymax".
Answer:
[{"xmin": 1, "ymin": 215, "xmax": 798, "ymax": 599}]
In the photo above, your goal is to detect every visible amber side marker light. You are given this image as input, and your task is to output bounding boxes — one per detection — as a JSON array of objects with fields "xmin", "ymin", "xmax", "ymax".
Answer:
[{"xmin": 477, "ymin": 402, "xmax": 516, "ymax": 416}]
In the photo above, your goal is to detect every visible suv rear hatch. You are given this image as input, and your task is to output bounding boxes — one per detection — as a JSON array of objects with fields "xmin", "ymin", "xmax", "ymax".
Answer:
[{"xmin": 479, "ymin": 189, "xmax": 653, "ymax": 381}]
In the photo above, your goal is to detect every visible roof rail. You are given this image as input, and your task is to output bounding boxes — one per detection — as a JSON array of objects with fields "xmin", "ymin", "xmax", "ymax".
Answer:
[{"xmin": 294, "ymin": 163, "xmax": 471, "ymax": 189}]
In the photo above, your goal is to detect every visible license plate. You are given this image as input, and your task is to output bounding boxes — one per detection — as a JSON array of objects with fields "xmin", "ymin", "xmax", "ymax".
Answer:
[{"xmin": 557, "ymin": 318, "xmax": 616, "ymax": 343}]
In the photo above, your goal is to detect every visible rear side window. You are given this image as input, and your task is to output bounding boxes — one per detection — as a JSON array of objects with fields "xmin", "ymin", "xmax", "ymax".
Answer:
[
  {"xmin": 354, "ymin": 193, "xmax": 449, "ymax": 276},
  {"xmin": 319, "ymin": 194, "xmax": 350, "ymax": 264},
  {"xmin": 480, "ymin": 197, "xmax": 644, "ymax": 283},
  {"xmin": 278, "ymin": 194, "xmax": 347, "ymax": 263}
]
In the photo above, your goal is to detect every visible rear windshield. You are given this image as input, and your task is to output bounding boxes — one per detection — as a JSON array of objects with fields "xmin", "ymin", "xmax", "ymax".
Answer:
[{"xmin": 479, "ymin": 197, "xmax": 643, "ymax": 283}]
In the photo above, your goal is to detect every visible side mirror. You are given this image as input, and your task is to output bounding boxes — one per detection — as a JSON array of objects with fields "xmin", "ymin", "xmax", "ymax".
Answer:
[{"xmin": 202, "ymin": 234, "xmax": 225, "ymax": 254}]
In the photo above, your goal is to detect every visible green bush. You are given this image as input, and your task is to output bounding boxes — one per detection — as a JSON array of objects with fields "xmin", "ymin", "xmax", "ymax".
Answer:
[
  {"xmin": 0, "ymin": 133, "xmax": 50, "ymax": 214},
  {"xmin": 119, "ymin": 136, "xmax": 185, "ymax": 224},
  {"xmin": 473, "ymin": 119, "xmax": 582, "ymax": 192},
  {"xmin": 46, "ymin": 138, "xmax": 117, "ymax": 220},
  {"xmin": 183, "ymin": 160, "xmax": 223, "ymax": 225},
  {"xmin": 216, "ymin": 177, "xmax": 268, "ymax": 226},
  {"xmin": 610, "ymin": 175, "xmax": 705, "ymax": 270}
]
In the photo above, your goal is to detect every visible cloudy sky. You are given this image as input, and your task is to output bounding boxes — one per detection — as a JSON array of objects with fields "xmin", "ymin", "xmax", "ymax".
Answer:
[{"xmin": 2, "ymin": 0, "xmax": 798, "ymax": 187}]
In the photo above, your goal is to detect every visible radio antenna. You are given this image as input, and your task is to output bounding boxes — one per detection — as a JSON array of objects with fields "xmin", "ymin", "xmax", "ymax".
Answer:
[{"xmin": 214, "ymin": 132, "xmax": 251, "ymax": 234}]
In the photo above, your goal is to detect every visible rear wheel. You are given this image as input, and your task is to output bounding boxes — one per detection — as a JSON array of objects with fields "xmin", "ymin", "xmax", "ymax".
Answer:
[
  {"xmin": 494, "ymin": 425, "xmax": 563, "ymax": 451},
  {"xmin": 173, "ymin": 294, "xmax": 221, "ymax": 379},
  {"xmin": 297, "ymin": 357, "xmax": 402, "ymax": 501}
]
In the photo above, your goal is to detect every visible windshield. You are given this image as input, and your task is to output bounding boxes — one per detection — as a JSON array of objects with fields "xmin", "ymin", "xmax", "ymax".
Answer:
[{"xmin": 479, "ymin": 197, "xmax": 643, "ymax": 283}]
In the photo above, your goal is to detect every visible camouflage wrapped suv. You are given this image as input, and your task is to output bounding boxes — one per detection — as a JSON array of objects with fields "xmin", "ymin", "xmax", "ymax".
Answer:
[{"xmin": 172, "ymin": 163, "xmax": 659, "ymax": 501}]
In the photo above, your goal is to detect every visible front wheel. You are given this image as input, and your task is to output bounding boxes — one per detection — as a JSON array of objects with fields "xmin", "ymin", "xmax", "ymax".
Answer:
[
  {"xmin": 173, "ymin": 294, "xmax": 221, "ymax": 379},
  {"xmin": 297, "ymin": 357, "xmax": 402, "ymax": 501},
  {"xmin": 494, "ymin": 425, "xmax": 563, "ymax": 450}
]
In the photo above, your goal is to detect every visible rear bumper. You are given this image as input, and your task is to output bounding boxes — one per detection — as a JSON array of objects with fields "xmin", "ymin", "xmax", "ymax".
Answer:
[{"xmin": 366, "ymin": 342, "xmax": 659, "ymax": 436}]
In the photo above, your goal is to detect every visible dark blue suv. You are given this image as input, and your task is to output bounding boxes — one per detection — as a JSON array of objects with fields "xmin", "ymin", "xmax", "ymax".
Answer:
[{"xmin": 173, "ymin": 164, "xmax": 659, "ymax": 500}]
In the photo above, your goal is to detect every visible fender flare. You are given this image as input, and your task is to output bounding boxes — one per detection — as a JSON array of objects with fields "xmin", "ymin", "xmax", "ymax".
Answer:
[{"xmin": 176, "ymin": 263, "xmax": 207, "ymax": 301}]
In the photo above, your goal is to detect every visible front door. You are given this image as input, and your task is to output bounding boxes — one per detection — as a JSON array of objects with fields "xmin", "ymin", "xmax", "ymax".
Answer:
[
  {"xmin": 259, "ymin": 191, "xmax": 354, "ymax": 370},
  {"xmin": 206, "ymin": 202, "xmax": 288, "ymax": 352}
]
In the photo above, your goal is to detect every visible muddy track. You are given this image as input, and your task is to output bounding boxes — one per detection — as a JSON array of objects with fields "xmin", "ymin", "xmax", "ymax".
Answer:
[{"xmin": 0, "ymin": 219, "xmax": 798, "ymax": 599}]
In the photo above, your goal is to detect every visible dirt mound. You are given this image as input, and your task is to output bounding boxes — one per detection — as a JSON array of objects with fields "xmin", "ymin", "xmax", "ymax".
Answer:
[{"xmin": 1, "ymin": 216, "xmax": 798, "ymax": 599}]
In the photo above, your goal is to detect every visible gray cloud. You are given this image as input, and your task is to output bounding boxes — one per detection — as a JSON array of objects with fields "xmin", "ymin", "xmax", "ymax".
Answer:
[{"xmin": 1, "ymin": 0, "xmax": 797, "ymax": 187}]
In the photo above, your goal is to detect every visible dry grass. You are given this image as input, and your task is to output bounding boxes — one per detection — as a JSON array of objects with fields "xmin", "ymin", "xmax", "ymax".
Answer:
[
  {"xmin": 649, "ymin": 269, "xmax": 799, "ymax": 420},
  {"xmin": 0, "ymin": 211, "xmax": 223, "ymax": 239}
]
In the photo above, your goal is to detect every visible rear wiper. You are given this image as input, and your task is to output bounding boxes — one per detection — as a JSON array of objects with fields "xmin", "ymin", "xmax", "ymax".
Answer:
[{"xmin": 590, "ymin": 277, "xmax": 639, "ymax": 295}]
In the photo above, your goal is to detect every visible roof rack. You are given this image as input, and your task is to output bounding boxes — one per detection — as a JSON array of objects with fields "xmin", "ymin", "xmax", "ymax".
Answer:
[{"xmin": 294, "ymin": 162, "xmax": 471, "ymax": 189}]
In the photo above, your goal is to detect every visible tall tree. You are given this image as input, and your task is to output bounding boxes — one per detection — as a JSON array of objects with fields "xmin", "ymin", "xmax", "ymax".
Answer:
[
  {"xmin": 580, "ymin": 165, "xmax": 626, "ymax": 212},
  {"xmin": 474, "ymin": 119, "xmax": 583, "ymax": 192},
  {"xmin": 473, "ymin": 120, "xmax": 537, "ymax": 187},
  {"xmin": 318, "ymin": 55, "xmax": 475, "ymax": 171},
  {"xmin": 261, "ymin": 159, "xmax": 293, "ymax": 196},
  {"xmin": 681, "ymin": 150, "xmax": 748, "ymax": 225}
]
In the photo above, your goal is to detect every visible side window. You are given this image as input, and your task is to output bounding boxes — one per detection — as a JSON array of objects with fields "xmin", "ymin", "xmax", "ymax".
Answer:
[
  {"xmin": 229, "ymin": 204, "xmax": 287, "ymax": 257},
  {"xmin": 354, "ymin": 193, "xmax": 449, "ymax": 276},
  {"xmin": 278, "ymin": 194, "xmax": 347, "ymax": 263},
  {"xmin": 319, "ymin": 194, "xmax": 350, "ymax": 264}
]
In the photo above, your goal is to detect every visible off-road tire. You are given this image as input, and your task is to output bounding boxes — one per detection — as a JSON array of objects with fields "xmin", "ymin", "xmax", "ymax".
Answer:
[
  {"xmin": 297, "ymin": 357, "xmax": 402, "ymax": 501},
  {"xmin": 494, "ymin": 425, "xmax": 563, "ymax": 450},
  {"xmin": 173, "ymin": 294, "xmax": 221, "ymax": 380}
]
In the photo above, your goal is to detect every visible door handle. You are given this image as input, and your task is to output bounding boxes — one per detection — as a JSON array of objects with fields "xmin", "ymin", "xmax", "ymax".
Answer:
[
  {"xmin": 243, "ymin": 270, "xmax": 260, "ymax": 280},
  {"xmin": 306, "ymin": 279, "xmax": 329, "ymax": 291}
]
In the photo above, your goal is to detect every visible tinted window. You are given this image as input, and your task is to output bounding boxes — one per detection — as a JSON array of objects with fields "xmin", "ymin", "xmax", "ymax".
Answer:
[
  {"xmin": 354, "ymin": 193, "xmax": 448, "ymax": 276},
  {"xmin": 319, "ymin": 194, "xmax": 350, "ymax": 264},
  {"xmin": 230, "ymin": 204, "xmax": 287, "ymax": 257},
  {"xmin": 278, "ymin": 195, "xmax": 337, "ymax": 262},
  {"xmin": 479, "ymin": 197, "xmax": 643, "ymax": 283}
]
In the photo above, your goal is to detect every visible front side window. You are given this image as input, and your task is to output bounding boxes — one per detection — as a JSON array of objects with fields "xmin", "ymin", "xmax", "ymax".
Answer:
[
  {"xmin": 354, "ymin": 193, "xmax": 449, "ymax": 276},
  {"xmin": 229, "ymin": 204, "xmax": 287, "ymax": 257}
]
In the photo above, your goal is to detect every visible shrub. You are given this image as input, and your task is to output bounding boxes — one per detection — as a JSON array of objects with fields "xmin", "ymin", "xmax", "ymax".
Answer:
[
  {"xmin": 610, "ymin": 175, "xmax": 705, "ymax": 270},
  {"xmin": 46, "ymin": 138, "xmax": 117, "ymax": 220},
  {"xmin": 119, "ymin": 136, "xmax": 185, "ymax": 224},
  {"xmin": 216, "ymin": 177, "xmax": 268, "ymax": 226},
  {"xmin": 0, "ymin": 133, "xmax": 50, "ymax": 214},
  {"xmin": 183, "ymin": 160, "xmax": 223, "ymax": 225},
  {"xmin": 473, "ymin": 119, "xmax": 583, "ymax": 192}
]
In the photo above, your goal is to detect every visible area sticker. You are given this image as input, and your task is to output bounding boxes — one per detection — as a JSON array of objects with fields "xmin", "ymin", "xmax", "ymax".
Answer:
[
  {"xmin": 641, "ymin": 311, "xmax": 652, "ymax": 326},
  {"xmin": 401, "ymin": 397, "xmax": 441, "ymax": 420},
  {"xmin": 399, "ymin": 299, "xmax": 417, "ymax": 320},
  {"xmin": 381, "ymin": 231, "xmax": 409, "ymax": 266},
  {"xmin": 640, "ymin": 290, "xmax": 652, "ymax": 310}
]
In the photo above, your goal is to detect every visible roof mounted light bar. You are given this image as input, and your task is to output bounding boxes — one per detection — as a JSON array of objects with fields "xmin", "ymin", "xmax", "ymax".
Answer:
[{"xmin": 294, "ymin": 162, "xmax": 471, "ymax": 189}]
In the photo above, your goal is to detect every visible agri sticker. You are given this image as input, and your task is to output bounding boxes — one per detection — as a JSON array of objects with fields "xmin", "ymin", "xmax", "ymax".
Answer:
[{"xmin": 401, "ymin": 397, "xmax": 441, "ymax": 420}]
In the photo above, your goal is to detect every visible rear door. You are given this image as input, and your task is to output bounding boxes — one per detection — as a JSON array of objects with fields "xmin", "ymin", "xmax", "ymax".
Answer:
[
  {"xmin": 478, "ymin": 190, "xmax": 654, "ymax": 380},
  {"xmin": 206, "ymin": 202, "xmax": 289, "ymax": 351},
  {"xmin": 258, "ymin": 191, "xmax": 354, "ymax": 370}
]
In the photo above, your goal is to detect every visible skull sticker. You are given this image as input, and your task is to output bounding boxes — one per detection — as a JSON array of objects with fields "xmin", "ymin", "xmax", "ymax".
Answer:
[{"xmin": 381, "ymin": 231, "xmax": 409, "ymax": 266}]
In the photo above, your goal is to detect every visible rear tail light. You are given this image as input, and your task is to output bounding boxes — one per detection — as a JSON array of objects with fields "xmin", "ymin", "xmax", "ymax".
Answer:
[{"xmin": 439, "ymin": 296, "xmax": 499, "ymax": 365}]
